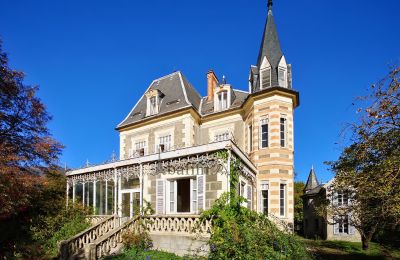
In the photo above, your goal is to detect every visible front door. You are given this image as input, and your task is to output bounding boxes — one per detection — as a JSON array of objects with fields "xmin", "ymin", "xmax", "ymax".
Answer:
[{"xmin": 121, "ymin": 190, "xmax": 140, "ymax": 218}]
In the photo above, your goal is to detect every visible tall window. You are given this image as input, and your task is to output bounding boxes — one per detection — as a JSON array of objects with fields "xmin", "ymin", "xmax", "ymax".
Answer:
[
  {"xmin": 280, "ymin": 117, "xmax": 287, "ymax": 148},
  {"xmin": 159, "ymin": 135, "xmax": 172, "ymax": 152},
  {"xmin": 135, "ymin": 141, "xmax": 146, "ymax": 156},
  {"xmin": 248, "ymin": 124, "xmax": 253, "ymax": 152},
  {"xmin": 278, "ymin": 67, "xmax": 287, "ymax": 88},
  {"xmin": 337, "ymin": 191, "xmax": 349, "ymax": 206},
  {"xmin": 149, "ymin": 96, "xmax": 157, "ymax": 116},
  {"xmin": 261, "ymin": 181, "xmax": 269, "ymax": 215},
  {"xmin": 260, "ymin": 119, "xmax": 269, "ymax": 148},
  {"xmin": 280, "ymin": 183, "xmax": 286, "ymax": 216},
  {"xmin": 261, "ymin": 68, "xmax": 271, "ymax": 89},
  {"xmin": 338, "ymin": 215, "xmax": 349, "ymax": 234},
  {"xmin": 192, "ymin": 178, "xmax": 198, "ymax": 212},
  {"xmin": 169, "ymin": 181, "xmax": 175, "ymax": 212},
  {"xmin": 240, "ymin": 181, "xmax": 246, "ymax": 197},
  {"xmin": 217, "ymin": 91, "xmax": 228, "ymax": 111},
  {"xmin": 215, "ymin": 132, "xmax": 229, "ymax": 142}
]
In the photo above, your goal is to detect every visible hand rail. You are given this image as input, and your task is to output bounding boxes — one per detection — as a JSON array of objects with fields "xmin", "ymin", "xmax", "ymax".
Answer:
[
  {"xmin": 58, "ymin": 215, "xmax": 120, "ymax": 259},
  {"xmin": 93, "ymin": 216, "xmax": 141, "ymax": 258}
]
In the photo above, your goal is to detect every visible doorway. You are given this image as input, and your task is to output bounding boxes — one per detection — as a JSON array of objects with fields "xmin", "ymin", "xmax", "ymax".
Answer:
[{"xmin": 121, "ymin": 190, "xmax": 140, "ymax": 218}]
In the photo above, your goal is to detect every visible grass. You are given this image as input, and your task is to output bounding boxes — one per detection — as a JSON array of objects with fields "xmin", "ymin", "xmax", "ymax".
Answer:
[
  {"xmin": 301, "ymin": 238, "xmax": 400, "ymax": 260},
  {"xmin": 106, "ymin": 247, "xmax": 184, "ymax": 260}
]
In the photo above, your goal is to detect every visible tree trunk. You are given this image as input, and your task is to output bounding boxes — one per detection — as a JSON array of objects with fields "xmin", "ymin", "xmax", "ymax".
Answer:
[{"xmin": 361, "ymin": 234, "xmax": 370, "ymax": 250}]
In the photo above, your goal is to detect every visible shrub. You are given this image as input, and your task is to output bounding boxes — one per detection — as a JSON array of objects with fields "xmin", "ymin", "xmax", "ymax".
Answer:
[
  {"xmin": 31, "ymin": 203, "xmax": 91, "ymax": 257},
  {"xmin": 122, "ymin": 230, "xmax": 152, "ymax": 250},
  {"xmin": 200, "ymin": 193, "xmax": 310, "ymax": 259}
]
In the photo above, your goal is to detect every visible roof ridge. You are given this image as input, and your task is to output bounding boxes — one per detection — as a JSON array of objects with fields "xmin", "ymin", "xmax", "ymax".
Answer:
[{"xmin": 154, "ymin": 71, "xmax": 181, "ymax": 82}]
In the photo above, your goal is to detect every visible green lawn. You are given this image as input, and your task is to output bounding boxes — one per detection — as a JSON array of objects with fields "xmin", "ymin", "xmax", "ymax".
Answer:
[
  {"xmin": 106, "ymin": 247, "xmax": 184, "ymax": 260},
  {"xmin": 301, "ymin": 238, "xmax": 400, "ymax": 260}
]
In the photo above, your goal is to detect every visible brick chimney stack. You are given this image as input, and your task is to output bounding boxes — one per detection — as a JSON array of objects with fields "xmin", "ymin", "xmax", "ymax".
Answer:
[{"xmin": 207, "ymin": 70, "xmax": 218, "ymax": 101}]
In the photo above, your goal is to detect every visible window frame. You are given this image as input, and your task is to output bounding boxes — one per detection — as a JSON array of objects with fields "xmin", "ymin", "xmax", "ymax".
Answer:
[
  {"xmin": 279, "ymin": 183, "xmax": 287, "ymax": 217},
  {"xmin": 260, "ymin": 181, "xmax": 269, "ymax": 215},
  {"xmin": 260, "ymin": 118, "xmax": 269, "ymax": 149},
  {"xmin": 280, "ymin": 116, "xmax": 287, "ymax": 148}
]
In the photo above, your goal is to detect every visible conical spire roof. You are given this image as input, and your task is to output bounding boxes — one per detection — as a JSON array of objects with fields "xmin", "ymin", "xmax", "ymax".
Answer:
[
  {"xmin": 256, "ymin": 0, "xmax": 283, "ymax": 70},
  {"xmin": 305, "ymin": 166, "xmax": 319, "ymax": 191}
]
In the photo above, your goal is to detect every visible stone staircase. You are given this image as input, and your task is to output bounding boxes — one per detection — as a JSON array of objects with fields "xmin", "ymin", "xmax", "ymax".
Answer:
[{"xmin": 58, "ymin": 215, "xmax": 211, "ymax": 260}]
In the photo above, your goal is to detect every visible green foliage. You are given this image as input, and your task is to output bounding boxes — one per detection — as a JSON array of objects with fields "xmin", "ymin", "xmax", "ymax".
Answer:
[
  {"xmin": 294, "ymin": 182, "xmax": 305, "ymax": 234},
  {"xmin": 201, "ymin": 193, "xmax": 310, "ymax": 259},
  {"xmin": 31, "ymin": 204, "xmax": 91, "ymax": 258},
  {"xmin": 108, "ymin": 248, "xmax": 184, "ymax": 260},
  {"xmin": 122, "ymin": 230, "xmax": 152, "ymax": 251}
]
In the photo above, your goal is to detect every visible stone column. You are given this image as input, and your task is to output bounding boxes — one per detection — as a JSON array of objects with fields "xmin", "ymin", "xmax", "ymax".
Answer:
[
  {"xmin": 105, "ymin": 180, "xmax": 108, "ymax": 215},
  {"xmin": 140, "ymin": 164, "xmax": 143, "ymax": 215},
  {"xmin": 114, "ymin": 169, "xmax": 117, "ymax": 215},
  {"xmin": 83, "ymin": 182, "xmax": 86, "ymax": 206},
  {"xmin": 72, "ymin": 181, "xmax": 76, "ymax": 205},
  {"xmin": 118, "ymin": 174, "xmax": 122, "ymax": 217},
  {"xmin": 66, "ymin": 181, "xmax": 69, "ymax": 208},
  {"xmin": 93, "ymin": 180, "xmax": 96, "ymax": 214}
]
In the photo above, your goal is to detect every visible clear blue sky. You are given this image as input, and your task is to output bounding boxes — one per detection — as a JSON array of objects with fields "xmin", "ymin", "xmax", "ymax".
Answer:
[{"xmin": 1, "ymin": 0, "xmax": 399, "ymax": 183}]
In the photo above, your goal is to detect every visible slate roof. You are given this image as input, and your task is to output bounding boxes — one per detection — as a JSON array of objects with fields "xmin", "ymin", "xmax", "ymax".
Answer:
[
  {"xmin": 252, "ymin": 3, "xmax": 285, "ymax": 92},
  {"xmin": 200, "ymin": 90, "xmax": 249, "ymax": 116},
  {"xmin": 305, "ymin": 166, "xmax": 319, "ymax": 191},
  {"xmin": 117, "ymin": 71, "xmax": 202, "ymax": 129}
]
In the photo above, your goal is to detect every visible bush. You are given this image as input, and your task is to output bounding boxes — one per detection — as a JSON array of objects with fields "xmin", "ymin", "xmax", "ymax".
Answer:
[
  {"xmin": 200, "ymin": 193, "xmax": 311, "ymax": 260},
  {"xmin": 31, "ymin": 203, "xmax": 91, "ymax": 258},
  {"xmin": 122, "ymin": 230, "xmax": 153, "ymax": 250}
]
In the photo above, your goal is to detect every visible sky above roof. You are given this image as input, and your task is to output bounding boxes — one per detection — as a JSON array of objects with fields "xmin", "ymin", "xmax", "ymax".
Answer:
[{"xmin": 1, "ymin": 0, "xmax": 399, "ymax": 183}]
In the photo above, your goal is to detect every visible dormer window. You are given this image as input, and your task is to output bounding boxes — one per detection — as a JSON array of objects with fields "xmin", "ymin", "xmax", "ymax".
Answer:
[
  {"xmin": 261, "ymin": 68, "xmax": 271, "ymax": 89},
  {"xmin": 278, "ymin": 67, "xmax": 287, "ymax": 88},
  {"xmin": 278, "ymin": 56, "xmax": 288, "ymax": 88},
  {"xmin": 217, "ymin": 91, "xmax": 228, "ymax": 111},
  {"xmin": 149, "ymin": 96, "xmax": 157, "ymax": 115},
  {"xmin": 145, "ymin": 89, "xmax": 163, "ymax": 116},
  {"xmin": 260, "ymin": 57, "xmax": 272, "ymax": 89}
]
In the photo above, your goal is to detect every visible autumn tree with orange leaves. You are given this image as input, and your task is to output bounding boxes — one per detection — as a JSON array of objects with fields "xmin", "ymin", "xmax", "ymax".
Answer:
[{"xmin": 321, "ymin": 67, "xmax": 400, "ymax": 250}]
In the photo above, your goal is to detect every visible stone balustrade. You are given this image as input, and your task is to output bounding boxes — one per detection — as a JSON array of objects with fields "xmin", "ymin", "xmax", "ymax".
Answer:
[
  {"xmin": 86, "ymin": 215, "xmax": 111, "ymax": 226},
  {"xmin": 145, "ymin": 215, "xmax": 211, "ymax": 235},
  {"xmin": 59, "ymin": 215, "xmax": 211, "ymax": 259},
  {"xmin": 58, "ymin": 215, "xmax": 120, "ymax": 259},
  {"xmin": 94, "ymin": 216, "xmax": 141, "ymax": 258}
]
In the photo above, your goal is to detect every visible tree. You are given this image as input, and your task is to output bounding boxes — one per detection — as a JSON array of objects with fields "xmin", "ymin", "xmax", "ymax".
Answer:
[
  {"xmin": 325, "ymin": 67, "xmax": 400, "ymax": 250},
  {"xmin": 0, "ymin": 40, "xmax": 63, "ymax": 220},
  {"xmin": 0, "ymin": 40, "xmax": 64, "ymax": 257},
  {"xmin": 294, "ymin": 181, "xmax": 305, "ymax": 235}
]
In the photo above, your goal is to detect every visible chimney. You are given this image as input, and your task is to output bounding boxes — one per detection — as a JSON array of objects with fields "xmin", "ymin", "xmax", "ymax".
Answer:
[{"xmin": 207, "ymin": 70, "xmax": 218, "ymax": 101}]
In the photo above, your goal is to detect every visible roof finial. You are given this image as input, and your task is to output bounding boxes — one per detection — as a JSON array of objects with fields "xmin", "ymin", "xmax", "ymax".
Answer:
[{"xmin": 268, "ymin": 0, "xmax": 273, "ymax": 10}]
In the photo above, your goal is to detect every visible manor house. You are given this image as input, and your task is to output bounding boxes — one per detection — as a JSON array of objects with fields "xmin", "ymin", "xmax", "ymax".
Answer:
[{"xmin": 65, "ymin": 0, "xmax": 299, "ymax": 230}]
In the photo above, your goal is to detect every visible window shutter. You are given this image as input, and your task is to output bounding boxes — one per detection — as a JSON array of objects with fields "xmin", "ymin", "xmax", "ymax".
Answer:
[
  {"xmin": 261, "ymin": 68, "xmax": 271, "ymax": 89},
  {"xmin": 332, "ymin": 191, "xmax": 338, "ymax": 206},
  {"xmin": 247, "ymin": 185, "xmax": 252, "ymax": 210},
  {"xmin": 197, "ymin": 174, "xmax": 205, "ymax": 211},
  {"xmin": 156, "ymin": 179, "xmax": 165, "ymax": 215},
  {"xmin": 333, "ymin": 221, "xmax": 339, "ymax": 235},
  {"xmin": 349, "ymin": 214, "xmax": 356, "ymax": 235}
]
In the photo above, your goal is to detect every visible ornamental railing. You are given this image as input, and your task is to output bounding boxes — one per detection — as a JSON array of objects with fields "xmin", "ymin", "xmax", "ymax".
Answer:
[
  {"xmin": 86, "ymin": 215, "xmax": 111, "ymax": 226},
  {"xmin": 93, "ymin": 216, "xmax": 142, "ymax": 258},
  {"xmin": 145, "ymin": 215, "xmax": 211, "ymax": 235},
  {"xmin": 58, "ymin": 215, "xmax": 121, "ymax": 259},
  {"xmin": 86, "ymin": 215, "xmax": 211, "ymax": 259}
]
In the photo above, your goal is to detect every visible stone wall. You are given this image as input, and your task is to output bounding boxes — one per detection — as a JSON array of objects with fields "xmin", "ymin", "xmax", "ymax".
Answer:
[{"xmin": 150, "ymin": 233, "xmax": 209, "ymax": 257}]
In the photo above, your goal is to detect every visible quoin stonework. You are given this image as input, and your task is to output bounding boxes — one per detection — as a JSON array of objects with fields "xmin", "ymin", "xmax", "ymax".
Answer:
[{"xmin": 65, "ymin": 0, "xmax": 299, "ymax": 252}]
